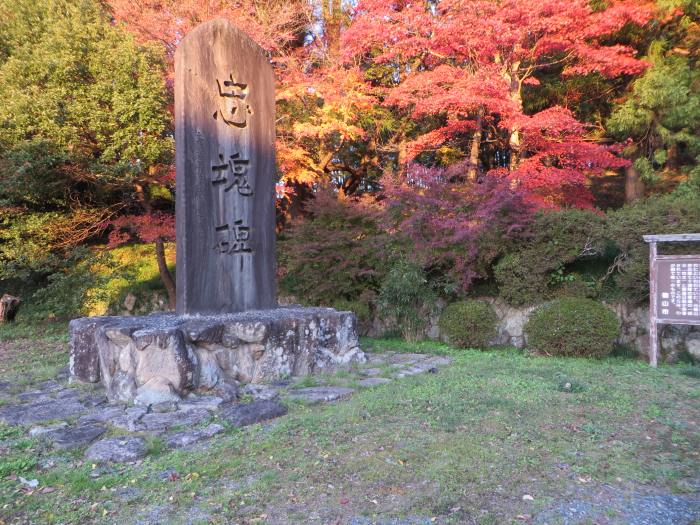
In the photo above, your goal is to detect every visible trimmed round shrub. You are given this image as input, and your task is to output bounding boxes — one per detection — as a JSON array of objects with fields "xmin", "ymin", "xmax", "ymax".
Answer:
[
  {"xmin": 439, "ymin": 300, "xmax": 498, "ymax": 349},
  {"xmin": 525, "ymin": 298, "xmax": 619, "ymax": 358}
]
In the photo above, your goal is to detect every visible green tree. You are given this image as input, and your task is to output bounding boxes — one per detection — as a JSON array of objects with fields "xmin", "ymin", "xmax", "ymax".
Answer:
[
  {"xmin": 0, "ymin": 0, "xmax": 173, "ymax": 313},
  {"xmin": 608, "ymin": 1, "xmax": 700, "ymax": 200}
]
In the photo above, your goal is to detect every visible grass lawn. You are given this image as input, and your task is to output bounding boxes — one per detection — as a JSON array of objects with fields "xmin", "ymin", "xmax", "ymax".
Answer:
[{"xmin": 0, "ymin": 327, "xmax": 698, "ymax": 524}]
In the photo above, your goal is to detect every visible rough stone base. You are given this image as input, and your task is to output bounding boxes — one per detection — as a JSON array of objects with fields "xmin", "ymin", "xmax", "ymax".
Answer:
[{"xmin": 69, "ymin": 307, "xmax": 365, "ymax": 403}]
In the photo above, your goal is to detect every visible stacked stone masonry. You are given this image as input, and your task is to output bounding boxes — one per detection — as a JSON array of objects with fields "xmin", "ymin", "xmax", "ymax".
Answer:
[{"xmin": 70, "ymin": 307, "xmax": 365, "ymax": 404}]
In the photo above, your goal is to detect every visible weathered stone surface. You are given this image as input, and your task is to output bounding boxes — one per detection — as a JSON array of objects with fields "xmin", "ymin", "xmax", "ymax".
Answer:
[
  {"xmin": 135, "ymin": 377, "xmax": 181, "ymax": 406},
  {"xmin": 86, "ymin": 437, "xmax": 148, "ymax": 463},
  {"xmin": 242, "ymin": 383, "xmax": 279, "ymax": 401},
  {"xmin": 80, "ymin": 393, "xmax": 109, "ymax": 408},
  {"xmin": 124, "ymin": 292, "xmax": 137, "ymax": 312},
  {"xmin": 46, "ymin": 423, "xmax": 106, "ymax": 450},
  {"xmin": 28, "ymin": 422, "xmax": 68, "ymax": 437},
  {"xmin": 164, "ymin": 423, "xmax": 224, "ymax": 449},
  {"xmin": 69, "ymin": 308, "xmax": 364, "ymax": 403},
  {"xmin": 70, "ymin": 316, "xmax": 109, "ymax": 383},
  {"xmin": 219, "ymin": 400, "xmax": 287, "ymax": 427},
  {"xmin": 687, "ymin": 332, "xmax": 700, "ymax": 362},
  {"xmin": 140, "ymin": 408, "xmax": 211, "ymax": 432},
  {"xmin": 211, "ymin": 379, "xmax": 240, "ymax": 402},
  {"xmin": 107, "ymin": 407, "xmax": 149, "ymax": 432},
  {"xmin": 151, "ymin": 401, "xmax": 179, "ymax": 413},
  {"xmin": 358, "ymin": 377, "xmax": 392, "ymax": 388},
  {"xmin": 78, "ymin": 405, "xmax": 127, "ymax": 425},
  {"xmin": 0, "ymin": 399, "xmax": 86, "ymax": 426},
  {"xmin": 178, "ymin": 395, "xmax": 224, "ymax": 412},
  {"xmin": 17, "ymin": 390, "xmax": 51, "ymax": 403},
  {"xmin": 175, "ymin": 18, "xmax": 277, "ymax": 315},
  {"xmin": 286, "ymin": 387, "xmax": 355, "ymax": 404}
]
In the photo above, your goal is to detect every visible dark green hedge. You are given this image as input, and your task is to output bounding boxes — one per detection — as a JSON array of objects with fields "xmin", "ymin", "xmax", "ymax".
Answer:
[
  {"xmin": 525, "ymin": 298, "xmax": 619, "ymax": 358},
  {"xmin": 439, "ymin": 300, "xmax": 498, "ymax": 349}
]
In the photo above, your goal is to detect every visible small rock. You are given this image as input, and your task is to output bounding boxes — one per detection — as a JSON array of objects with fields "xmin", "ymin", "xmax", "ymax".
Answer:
[
  {"xmin": 0, "ymin": 399, "xmax": 86, "ymax": 426},
  {"xmin": 80, "ymin": 393, "xmax": 108, "ymax": 407},
  {"xmin": 395, "ymin": 367, "xmax": 426, "ymax": 378},
  {"xmin": 78, "ymin": 405, "xmax": 126, "ymax": 425},
  {"xmin": 286, "ymin": 387, "xmax": 355, "ymax": 404},
  {"xmin": 46, "ymin": 423, "xmax": 106, "ymax": 450},
  {"xmin": 164, "ymin": 423, "xmax": 225, "ymax": 449},
  {"xmin": 359, "ymin": 368, "xmax": 384, "ymax": 377},
  {"xmin": 123, "ymin": 292, "xmax": 137, "ymax": 312},
  {"xmin": 358, "ymin": 378, "xmax": 391, "ymax": 388},
  {"xmin": 17, "ymin": 391, "xmax": 50, "ymax": 403},
  {"xmin": 425, "ymin": 356, "xmax": 451, "ymax": 367},
  {"xmin": 107, "ymin": 406, "xmax": 148, "ymax": 431},
  {"xmin": 219, "ymin": 400, "xmax": 288, "ymax": 428},
  {"xmin": 367, "ymin": 355, "xmax": 391, "ymax": 365},
  {"xmin": 242, "ymin": 384, "xmax": 280, "ymax": 401},
  {"xmin": 55, "ymin": 389, "xmax": 81, "ymax": 400},
  {"xmin": 178, "ymin": 395, "xmax": 224, "ymax": 412},
  {"xmin": 86, "ymin": 437, "xmax": 148, "ymax": 463},
  {"xmin": 212, "ymin": 379, "xmax": 240, "ymax": 403},
  {"xmin": 28, "ymin": 422, "xmax": 69, "ymax": 437},
  {"xmin": 18, "ymin": 477, "xmax": 39, "ymax": 488},
  {"xmin": 37, "ymin": 380, "xmax": 62, "ymax": 393},
  {"xmin": 140, "ymin": 408, "xmax": 211, "ymax": 432},
  {"xmin": 151, "ymin": 401, "xmax": 179, "ymax": 413}
]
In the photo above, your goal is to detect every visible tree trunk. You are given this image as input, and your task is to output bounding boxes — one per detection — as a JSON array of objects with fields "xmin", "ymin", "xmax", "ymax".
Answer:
[
  {"xmin": 624, "ymin": 163, "xmax": 645, "ymax": 204},
  {"xmin": 0, "ymin": 294, "xmax": 20, "ymax": 323},
  {"xmin": 155, "ymin": 238, "xmax": 176, "ymax": 310},
  {"xmin": 467, "ymin": 108, "xmax": 484, "ymax": 180},
  {"xmin": 505, "ymin": 62, "xmax": 523, "ymax": 172},
  {"xmin": 396, "ymin": 140, "xmax": 408, "ymax": 179}
]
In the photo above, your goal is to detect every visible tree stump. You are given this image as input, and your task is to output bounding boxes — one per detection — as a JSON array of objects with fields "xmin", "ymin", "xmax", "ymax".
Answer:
[{"xmin": 0, "ymin": 294, "xmax": 21, "ymax": 323}]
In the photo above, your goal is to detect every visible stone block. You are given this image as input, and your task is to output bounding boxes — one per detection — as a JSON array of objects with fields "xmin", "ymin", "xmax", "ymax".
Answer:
[
  {"xmin": 219, "ymin": 400, "xmax": 287, "ymax": 427},
  {"xmin": 69, "ymin": 307, "xmax": 364, "ymax": 403}
]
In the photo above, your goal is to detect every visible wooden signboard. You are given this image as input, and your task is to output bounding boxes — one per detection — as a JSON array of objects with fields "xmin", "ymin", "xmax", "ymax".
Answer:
[{"xmin": 643, "ymin": 233, "xmax": 700, "ymax": 367}]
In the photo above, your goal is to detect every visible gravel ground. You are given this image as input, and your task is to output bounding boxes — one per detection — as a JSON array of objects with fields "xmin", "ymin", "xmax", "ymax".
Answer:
[{"xmin": 534, "ymin": 483, "xmax": 700, "ymax": 525}]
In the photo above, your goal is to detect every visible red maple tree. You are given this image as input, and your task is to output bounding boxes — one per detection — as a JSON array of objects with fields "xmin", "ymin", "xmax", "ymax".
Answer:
[{"xmin": 343, "ymin": 0, "xmax": 655, "ymax": 207}]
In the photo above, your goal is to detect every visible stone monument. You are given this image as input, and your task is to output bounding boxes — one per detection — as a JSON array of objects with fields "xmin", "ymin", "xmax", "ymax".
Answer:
[
  {"xmin": 69, "ymin": 19, "xmax": 364, "ymax": 405},
  {"xmin": 175, "ymin": 19, "xmax": 276, "ymax": 314}
]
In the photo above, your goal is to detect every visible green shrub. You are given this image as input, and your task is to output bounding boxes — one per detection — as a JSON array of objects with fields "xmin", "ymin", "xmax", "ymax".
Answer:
[
  {"xmin": 279, "ymin": 191, "xmax": 391, "ymax": 306},
  {"xmin": 604, "ymin": 189, "xmax": 700, "ymax": 302},
  {"xmin": 525, "ymin": 298, "xmax": 619, "ymax": 358},
  {"xmin": 494, "ymin": 253, "xmax": 547, "ymax": 305},
  {"xmin": 495, "ymin": 209, "xmax": 605, "ymax": 305},
  {"xmin": 439, "ymin": 300, "xmax": 498, "ymax": 349},
  {"xmin": 378, "ymin": 259, "xmax": 436, "ymax": 342}
]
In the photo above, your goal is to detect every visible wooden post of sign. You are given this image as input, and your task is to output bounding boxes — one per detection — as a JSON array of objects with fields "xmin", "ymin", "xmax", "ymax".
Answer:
[{"xmin": 648, "ymin": 241, "xmax": 658, "ymax": 367}]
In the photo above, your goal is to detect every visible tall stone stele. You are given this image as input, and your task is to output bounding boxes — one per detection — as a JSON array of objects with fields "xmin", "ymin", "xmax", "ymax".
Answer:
[
  {"xmin": 68, "ymin": 19, "xmax": 364, "ymax": 405},
  {"xmin": 175, "ymin": 18, "xmax": 276, "ymax": 314}
]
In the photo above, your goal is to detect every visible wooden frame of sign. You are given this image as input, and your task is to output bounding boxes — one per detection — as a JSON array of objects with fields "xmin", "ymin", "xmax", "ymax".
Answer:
[{"xmin": 643, "ymin": 233, "xmax": 700, "ymax": 367}]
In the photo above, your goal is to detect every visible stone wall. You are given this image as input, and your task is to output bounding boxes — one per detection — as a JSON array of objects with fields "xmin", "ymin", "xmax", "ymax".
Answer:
[
  {"xmin": 111, "ymin": 292, "xmax": 699, "ymax": 364},
  {"xmin": 369, "ymin": 298, "xmax": 699, "ymax": 364}
]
